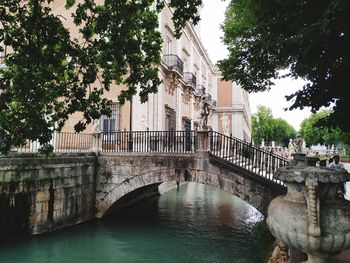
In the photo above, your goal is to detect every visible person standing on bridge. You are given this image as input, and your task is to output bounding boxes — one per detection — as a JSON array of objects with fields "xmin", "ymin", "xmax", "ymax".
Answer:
[{"xmin": 329, "ymin": 155, "xmax": 346, "ymax": 198}]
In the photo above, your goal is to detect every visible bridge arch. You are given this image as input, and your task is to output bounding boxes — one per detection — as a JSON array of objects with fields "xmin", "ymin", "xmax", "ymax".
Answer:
[{"xmin": 95, "ymin": 153, "xmax": 285, "ymax": 218}]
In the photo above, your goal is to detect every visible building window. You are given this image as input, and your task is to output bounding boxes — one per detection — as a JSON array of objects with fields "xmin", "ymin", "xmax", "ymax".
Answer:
[
  {"xmin": 165, "ymin": 106, "xmax": 176, "ymax": 131},
  {"xmin": 101, "ymin": 103, "xmax": 119, "ymax": 132},
  {"xmin": 166, "ymin": 38, "xmax": 172, "ymax": 54}
]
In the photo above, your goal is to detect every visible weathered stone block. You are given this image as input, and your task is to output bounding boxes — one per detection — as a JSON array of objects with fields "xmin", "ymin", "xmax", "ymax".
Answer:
[{"xmin": 35, "ymin": 191, "xmax": 50, "ymax": 202}]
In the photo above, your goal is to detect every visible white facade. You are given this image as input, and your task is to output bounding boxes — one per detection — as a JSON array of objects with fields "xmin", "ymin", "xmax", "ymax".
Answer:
[{"xmin": 132, "ymin": 3, "xmax": 217, "ymax": 131}]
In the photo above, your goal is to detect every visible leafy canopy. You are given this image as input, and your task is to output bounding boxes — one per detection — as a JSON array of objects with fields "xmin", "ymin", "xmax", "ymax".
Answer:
[
  {"xmin": 219, "ymin": 0, "xmax": 350, "ymax": 134},
  {"xmin": 300, "ymin": 110, "xmax": 349, "ymax": 147},
  {"xmin": 0, "ymin": 0, "xmax": 202, "ymax": 153}
]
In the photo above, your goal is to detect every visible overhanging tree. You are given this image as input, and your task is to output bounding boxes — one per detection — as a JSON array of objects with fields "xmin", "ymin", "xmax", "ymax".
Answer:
[
  {"xmin": 219, "ymin": 0, "xmax": 350, "ymax": 135},
  {"xmin": 0, "ymin": 0, "xmax": 202, "ymax": 153}
]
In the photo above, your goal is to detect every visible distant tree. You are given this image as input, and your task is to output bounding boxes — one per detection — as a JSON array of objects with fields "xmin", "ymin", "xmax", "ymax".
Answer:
[
  {"xmin": 300, "ymin": 110, "xmax": 347, "ymax": 147},
  {"xmin": 252, "ymin": 106, "xmax": 296, "ymax": 146},
  {"xmin": 251, "ymin": 106, "xmax": 274, "ymax": 145},
  {"xmin": 219, "ymin": 0, "xmax": 350, "ymax": 134},
  {"xmin": 273, "ymin": 118, "xmax": 297, "ymax": 146}
]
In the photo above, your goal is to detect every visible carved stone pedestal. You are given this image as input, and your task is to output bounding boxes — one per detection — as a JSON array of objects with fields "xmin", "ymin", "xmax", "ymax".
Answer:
[{"xmin": 267, "ymin": 165, "xmax": 350, "ymax": 263}]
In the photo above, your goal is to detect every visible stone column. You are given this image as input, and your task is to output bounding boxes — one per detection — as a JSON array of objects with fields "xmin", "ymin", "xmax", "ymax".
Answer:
[{"xmin": 196, "ymin": 130, "xmax": 209, "ymax": 152}]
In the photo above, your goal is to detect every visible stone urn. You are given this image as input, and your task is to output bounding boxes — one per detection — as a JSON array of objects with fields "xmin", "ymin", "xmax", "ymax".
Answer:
[{"xmin": 267, "ymin": 165, "xmax": 350, "ymax": 263}]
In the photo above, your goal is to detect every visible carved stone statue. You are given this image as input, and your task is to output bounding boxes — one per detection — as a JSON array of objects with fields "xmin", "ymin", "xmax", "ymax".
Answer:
[
  {"xmin": 92, "ymin": 119, "xmax": 101, "ymax": 133},
  {"xmin": 91, "ymin": 119, "xmax": 102, "ymax": 152},
  {"xmin": 220, "ymin": 114, "xmax": 230, "ymax": 136},
  {"xmin": 140, "ymin": 114, "xmax": 148, "ymax": 131},
  {"xmin": 199, "ymin": 95, "xmax": 211, "ymax": 130},
  {"xmin": 267, "ymin": 165, "xmax": 350, "ymax": 262},
  {"xmin": 292, "ymin": 134, "xmax": 303, "ymax": 154}
]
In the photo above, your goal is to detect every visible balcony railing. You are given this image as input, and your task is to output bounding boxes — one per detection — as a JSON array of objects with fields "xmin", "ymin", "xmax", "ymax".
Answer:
[
  {"xmin": 4, "ymin": 132, "xmax": 94, "ymax": 153},
  {"xmin": 196, "ymin": 85, "xmax": 205, "ymax": 96},
  {"xmin": 183, "ymin": 72, "xmax": 197, "ymax": 87},
  {"xmin": 102, "ymin": 130, "xmax": 197, "ymax": 153},
  {"xmin": 163, "ymin": 54, "xmax": 184, "ymax": 74}
]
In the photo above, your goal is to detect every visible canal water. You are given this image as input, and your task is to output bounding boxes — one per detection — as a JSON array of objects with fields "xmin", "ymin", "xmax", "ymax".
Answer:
[{"xmin": 0, "ymin": 183, "xmax": 274, "ymax": 263}]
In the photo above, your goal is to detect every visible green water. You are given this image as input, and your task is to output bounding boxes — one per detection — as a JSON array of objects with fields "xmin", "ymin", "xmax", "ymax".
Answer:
[{"xmin": 0, "ymin": 183, "xmax": 274, "ymax": 263}]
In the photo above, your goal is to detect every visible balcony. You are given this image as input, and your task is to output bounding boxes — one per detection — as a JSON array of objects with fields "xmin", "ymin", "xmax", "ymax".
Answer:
[
  {"xmin": 163, "ymin": 54, "xmax": 184, "ymax": 75},
  {"xmin": 183, "ymin": 72, "xmax": 197, "ymax": 87},
  {"xmin": 195, "ymin": 85, "xmax": 206, "ymax": 96}
]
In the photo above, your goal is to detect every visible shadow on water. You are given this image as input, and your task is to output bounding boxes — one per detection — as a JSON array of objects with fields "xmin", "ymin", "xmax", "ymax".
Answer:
[{"xmin": 0, "ymin": 182, "xmax": 274, "ymax": 263}]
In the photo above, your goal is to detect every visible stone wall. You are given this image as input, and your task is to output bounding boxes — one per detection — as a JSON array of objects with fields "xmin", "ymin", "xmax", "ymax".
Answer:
[
  {"xmin": 0, "ymin": 153, "xmax": 97, "ymax": 238},
  {"xmin": 95, "ymin": 153, "xmax": 195, "ymax": 218},
  {"xmin": 96, "ymin": 152, "xmax": 285, "ymax": 218},
  {"xmin": 0, "ymin": 149, "xmax": 285, "ymax": 237}
]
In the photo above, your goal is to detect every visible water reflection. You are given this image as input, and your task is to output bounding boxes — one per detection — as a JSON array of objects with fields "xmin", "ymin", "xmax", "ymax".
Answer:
[{"xmin": 0, "ymin": 182, "xmax": 273, "ymax": 263}]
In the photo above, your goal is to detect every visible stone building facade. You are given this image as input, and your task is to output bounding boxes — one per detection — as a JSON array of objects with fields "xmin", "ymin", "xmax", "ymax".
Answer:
[
  {"xmin": 214, "ymin": 74, "xmax": 252, "ymax": 141},
  {"xmin": 50, "ymin": 2, "xmax": 217, "ymax": 134},
  {"xmin": 132, "ymin": 3, "xmax": 217, "ymax": 132}
]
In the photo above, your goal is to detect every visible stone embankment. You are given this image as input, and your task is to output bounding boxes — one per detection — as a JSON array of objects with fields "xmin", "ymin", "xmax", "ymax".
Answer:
[{"xmin": 0, "ymin": 153, "xmax": 96, "ymax": 237}]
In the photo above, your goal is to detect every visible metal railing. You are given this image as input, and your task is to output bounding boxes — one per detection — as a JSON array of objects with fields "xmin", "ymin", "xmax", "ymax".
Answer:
[
  {"xmin": 8, "ymin": 132, "xmax": 94, "ymax": 153},
  {"xmin": 163, "ymin": 54, "xmax": 184, "ymax": 74},
  {"xmin": 102, "ymin": 130, "xmax": 197, "ymax": 153},
  {"xmin": 183, "ymin": 72, "xmax": 197, "ymax": 86},
  {"xmin": 209, "ymin": 131, "xmax": 288, "ymax": 185},
  {"xmin": 196, "ymin": 85, "xmax": 205, "ymax": 96}
]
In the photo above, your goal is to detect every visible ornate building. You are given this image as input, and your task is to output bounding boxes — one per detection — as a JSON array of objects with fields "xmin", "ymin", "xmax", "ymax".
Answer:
[
  {"xmin": 53, "ymin": 2, "xmax": 217, "ymax": 134},
  {"xmin": 131, "ymin": 3, "xmax": 217, "ymax": 132},
  {"xmin": 214, "ymin": 73, "xmax": 252, "ymax": 141}
]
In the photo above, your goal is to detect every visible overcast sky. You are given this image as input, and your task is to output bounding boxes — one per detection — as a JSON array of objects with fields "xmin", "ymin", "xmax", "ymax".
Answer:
[{"xmin": 200, "ymin": 0, "xmax": 312, "ymax": 131}]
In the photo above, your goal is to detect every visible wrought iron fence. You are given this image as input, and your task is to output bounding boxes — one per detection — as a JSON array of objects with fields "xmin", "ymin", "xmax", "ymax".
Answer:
[
  {"xmin": 163, "ymin": 54, "xmax": 184, "ymax": 74},
  {"xmin": 209, "ymin": 131, "xmax": 288, "ymax": 185},
  {"xmin": 183, "ymin": 72, "xmax": 197, "ymax": 86},
  {"xmin": 102, "ymin": 130, "xmax": 197, "ymax": 153},
  {"xmin": 8, "ymin": 132, "xmax": 94, "ymax": 153}
]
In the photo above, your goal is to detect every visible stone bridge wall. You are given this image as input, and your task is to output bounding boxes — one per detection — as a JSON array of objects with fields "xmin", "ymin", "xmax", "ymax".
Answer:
[
  {"xmin": 0, "ymin": 150, "xmax": 285, "ymax": 238},
  {"xmin": 96, "ymin": 153, "xmax": 196, "ymax": 217},
  {"xmin": 96, "ymin": 152, "xmax": 285, "ymax": 217},
  {"xmin": 0, "ymin": 153, "xmax": 96, "ymax": 237}
]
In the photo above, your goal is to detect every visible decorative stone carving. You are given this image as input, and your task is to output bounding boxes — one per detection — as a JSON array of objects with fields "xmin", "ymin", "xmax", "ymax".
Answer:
[
  {"xmin": 194, "ymin": 96, "xmax": 201, "ymax": 111},
  {"xmin": 182, "ymin": 87, "xmax": 191, "ymax": 104},
  {"xmin": 220, "ymin": 113, "xmax": 230, "ymax": 136},
  {"xmin": 292, "ymin": 134, "xmax": 304, "ymax": 154},
  {"xmin": 165, "ymin": 73, "xmax": 179, "ymax": 95},
  {"xmin": 91, "ymin": 119, "xmax": 102, "ymax": 152},
  {"xmin": 199, "ymin": 95, "xmax": 212, "ymax": 131},
  {"xmin": 267, "ymin": 164, "xmax": 350, "ymax": 263},
  {"xmin": 140, "ymin": 114, "xmax": 148, "ymax": 130}
]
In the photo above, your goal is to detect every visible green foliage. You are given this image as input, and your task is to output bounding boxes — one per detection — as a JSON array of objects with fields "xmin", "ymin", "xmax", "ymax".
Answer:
[
  {"xmin": 273, "ymin": 118, "xmax": 297, "ymax": 146},
  {"xmin": 0, "ymin": 0, "xmax": 202, "ymax": 153},
  {"xmin": 219, "ymin": 0, "xmax": 350, "ymax": 133},
  {"xmin": 252, "ymin": 106, "xmax": 274, "ymax": 144},
  {"xmin": 300, "ymin": 109, "xmax": 350, "ymax": 147},
  {"xmin": 252, "ymin": 106, "xmax": 296, "ymax": 146}
]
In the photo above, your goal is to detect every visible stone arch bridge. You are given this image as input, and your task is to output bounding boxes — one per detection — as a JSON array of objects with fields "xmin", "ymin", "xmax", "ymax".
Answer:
[
  {"xmin": 0, "ymin": 130, "xmax": 287, "ymax": 236},
  {"xmin": 96, "ymin": 151, "xmax": 285, "ymax": 218}
]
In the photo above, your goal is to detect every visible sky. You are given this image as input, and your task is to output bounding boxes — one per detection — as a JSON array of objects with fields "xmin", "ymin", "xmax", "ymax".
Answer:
[{"xmin": 200, "ymin": 0, "xmax": 312, "ymax": 131}]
